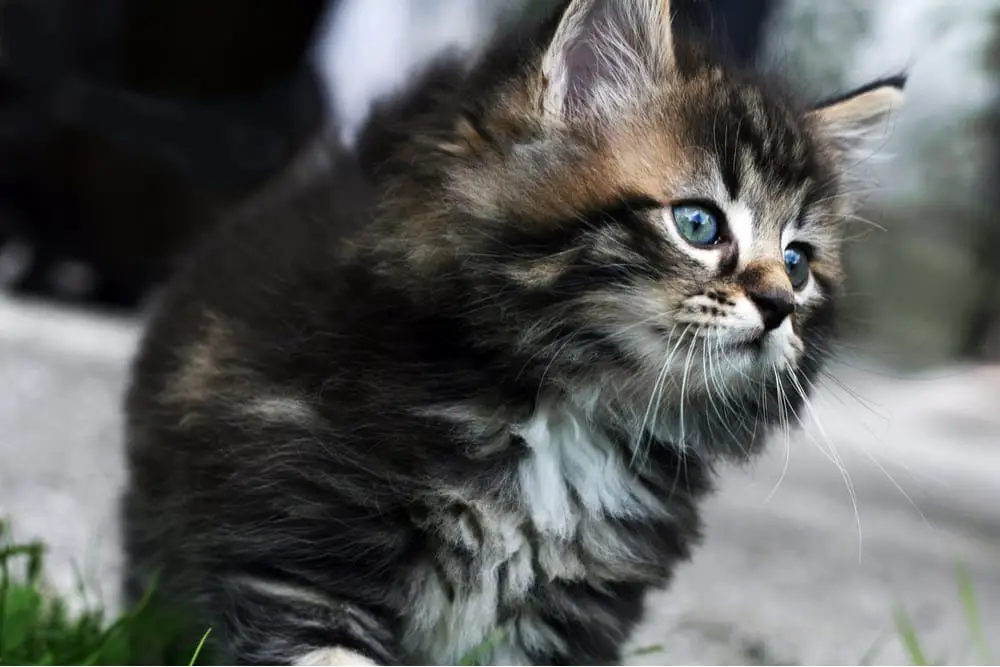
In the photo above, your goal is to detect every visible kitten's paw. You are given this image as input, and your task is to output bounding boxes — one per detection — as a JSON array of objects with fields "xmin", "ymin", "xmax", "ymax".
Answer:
[{"xmin": 296, "ymin": 647, "xmax": 378, "ymax": 666}]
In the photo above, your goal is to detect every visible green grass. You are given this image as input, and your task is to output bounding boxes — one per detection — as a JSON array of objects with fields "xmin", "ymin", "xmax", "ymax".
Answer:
[
  {"xmin": 890, "ymin": 563, "xmax": 996, "ymax": 667},
  {"xmin": 0, "ymin": 522, "xmax": 207, "ymax": 665},
  {"xmin": 1, "ymin": 519, "xmax": 994, "ymax": 666}
]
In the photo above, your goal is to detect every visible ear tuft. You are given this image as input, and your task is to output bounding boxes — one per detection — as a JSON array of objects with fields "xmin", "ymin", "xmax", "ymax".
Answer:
[
  {"xmin": 539, "ymin": 0, "xmax": 675, "ymax": 123},
  {"xmin": 808, "ymin": 74, "xmax": 907, "ymax": 154}
]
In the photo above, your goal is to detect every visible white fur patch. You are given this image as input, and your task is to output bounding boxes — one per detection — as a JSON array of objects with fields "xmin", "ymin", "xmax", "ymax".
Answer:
[
  {"xmin": 403, "ymin": 556, "xmax": 538, "ymax": 665},
  {"xmin": 723, "ymin": 201, "xmax": 756, "ymax": 269},
  {"xmin": 296, "ymin": 647, "xmax": 376, "ymax": 666},
  {"xmin": 515, "ymin": 394, "xmax": 661, "ymax": 537},
  {"xmin": 400, "ymin": 503, "xmax": 568, "ymax": 665},
  {"xmin": 243, "ymin": 396, "xmax": 317, "ymax": 425},
  {"xmin": 761, "ymin": 317, "xmax": 803, "ymax": 371},
  {"xmin": 400, "ymin": 393, "xmax": 664, "ymax": 664}
]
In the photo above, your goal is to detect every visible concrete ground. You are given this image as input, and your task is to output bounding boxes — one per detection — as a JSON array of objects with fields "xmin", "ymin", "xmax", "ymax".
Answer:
[{"xmin": 1, "ymin": 293, "xmax": 998, "ymax": 665}]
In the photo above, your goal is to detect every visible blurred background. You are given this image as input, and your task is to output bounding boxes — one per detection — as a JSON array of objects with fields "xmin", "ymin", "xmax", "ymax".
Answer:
[{"xmin": 0, "ymin": 0, "xmax": 998, "ymax": 664}]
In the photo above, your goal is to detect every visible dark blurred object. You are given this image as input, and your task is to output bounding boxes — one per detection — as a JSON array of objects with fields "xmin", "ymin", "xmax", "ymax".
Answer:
[
  {"xmin": 674, "ymin": 0, "xmax": 777, "ymax": 65},
  {"xmin": 0, "ymin": 0, "xmax": 330, "ymax": 309}
]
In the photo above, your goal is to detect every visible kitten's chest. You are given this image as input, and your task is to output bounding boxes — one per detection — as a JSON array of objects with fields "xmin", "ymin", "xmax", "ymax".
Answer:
[{"xmin": 400, "ymin": 401, "xmax": 673, "ymax": 664}]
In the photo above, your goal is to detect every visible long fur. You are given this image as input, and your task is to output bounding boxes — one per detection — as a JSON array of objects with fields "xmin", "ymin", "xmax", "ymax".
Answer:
[{"xmin": 122, "ymin": 0, "xmax": 903, "ymax": 663}]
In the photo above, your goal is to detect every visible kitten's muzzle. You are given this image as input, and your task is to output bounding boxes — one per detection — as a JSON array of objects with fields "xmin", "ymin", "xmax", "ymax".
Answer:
[
  {"xmin": 747, "ymin": 285, "xmax": 794, "ymax": 332},
  {"xmin": 738, "ymin": 260, "xmax": 796, "ymax": 332}
]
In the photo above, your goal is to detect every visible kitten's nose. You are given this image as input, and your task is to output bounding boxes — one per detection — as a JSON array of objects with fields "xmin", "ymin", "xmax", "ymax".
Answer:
[{"xmin": 748, "ymin": 286, "xmax": 795, "ymax": 332}]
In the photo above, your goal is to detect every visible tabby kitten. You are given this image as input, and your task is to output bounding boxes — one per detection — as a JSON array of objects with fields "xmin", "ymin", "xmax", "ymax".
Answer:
[{"xmin": 122, "ymin": 0, "xmax": 904, "ymax": 664}]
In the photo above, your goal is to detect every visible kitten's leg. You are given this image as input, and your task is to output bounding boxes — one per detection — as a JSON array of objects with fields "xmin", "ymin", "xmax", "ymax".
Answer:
[{"xmin": 215, "ymin": 576, "xmax": 398, "ymax": 665}]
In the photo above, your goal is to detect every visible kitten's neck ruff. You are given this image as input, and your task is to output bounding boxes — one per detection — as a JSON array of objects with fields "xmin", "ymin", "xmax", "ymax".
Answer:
[
  {"xmin": 513, "ymin": 390, "xmax": 676, "ymax": 534},
  {"xmin": 525, "ymin": 369, "xmax": 774, "ymax": 460}
]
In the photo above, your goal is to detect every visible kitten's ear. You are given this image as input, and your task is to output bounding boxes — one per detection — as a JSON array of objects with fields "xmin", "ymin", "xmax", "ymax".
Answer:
[
  {"xmin": 539, "ymin": 0, "xmax": 676, "ymax": 123},
  {"xmin": 807, "ymin": 75, "xmax": 907, "ymax": 154}
]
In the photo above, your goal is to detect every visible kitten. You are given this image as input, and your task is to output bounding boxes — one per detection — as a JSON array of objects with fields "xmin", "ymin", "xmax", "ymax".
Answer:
[{"xmin": 122, "ymin": 0, "xmax": 905, "ymax": 664}]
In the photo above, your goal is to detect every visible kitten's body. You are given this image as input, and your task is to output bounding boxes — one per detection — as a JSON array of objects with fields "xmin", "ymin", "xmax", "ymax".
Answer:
[
  {"xmin": 125, "ymin": 146, "xmax": 706, "ymax": 665},
  {"xmin": 123, "ymin": 0, "xmax": 903, "ymax": 663}
]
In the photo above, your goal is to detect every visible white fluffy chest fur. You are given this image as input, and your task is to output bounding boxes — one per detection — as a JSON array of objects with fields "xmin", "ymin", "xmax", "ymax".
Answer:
[
  {"xmin": 400, "ymin": 397, "xmax": 667, "ymax": 664},
  {"xmin": 515, "ymin": 396, "xmax": 666, "ymax": 536}
]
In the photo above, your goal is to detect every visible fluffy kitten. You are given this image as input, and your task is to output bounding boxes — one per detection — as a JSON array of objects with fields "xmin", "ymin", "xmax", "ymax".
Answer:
[{"xmin": 122, "ymin": 0, "xmax": 905, "ymax": 664}]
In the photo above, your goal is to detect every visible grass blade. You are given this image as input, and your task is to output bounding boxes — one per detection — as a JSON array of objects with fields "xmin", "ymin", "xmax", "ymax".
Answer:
[
  {"xmin": 858, "ymin": 624, "xmax": 894, "ymax": 666},
  {"xmin": 188, "ymin": 627, "xmax": 212, "ymax": 666},
  {"xmin": 955, "ymin": 563, "xmax": 992, "ymax": 664},
  {"xmin": 458, "ymin": 627, "xmax": 506, "ymax": 666},
  {"xmin": 0, "ymin": 527, "xmax": 9, "ymax": 659},
  {"xmin": 894, "ymin": 605, "xmax": 931, "ymax": 666},
  {"xmin": 78, "ymin": 573, "xmax": 159, "ymax": 665},
  {"xmin": 629, "ymin": 644, "xmax": 666, "ymax": 658}
]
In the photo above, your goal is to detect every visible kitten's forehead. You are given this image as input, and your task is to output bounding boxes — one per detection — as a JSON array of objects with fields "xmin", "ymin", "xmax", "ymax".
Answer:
[
  {"xmin": 661, "ymin": 77, "xmax": 820, "ymax": 204},
  {"xmin": 448, "ymin": 67, "xmax": 837, "ymax": 253},
  {"xmin": 593, "ymin": 73, "xmax": 826, "ymax": 209},
  {"xmin": 678, "ymin": 149, "xmax": 811, "ymax": 262},
  {"xmin": 677, "ymin": 78, "xmax": 818, "ymax": 197},
  {"xmin": 655, "ymin": 75, "xmax": 833, "ymax": 246}
]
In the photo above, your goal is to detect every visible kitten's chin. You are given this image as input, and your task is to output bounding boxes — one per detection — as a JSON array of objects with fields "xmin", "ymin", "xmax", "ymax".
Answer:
[
  {"xmin": 612, "ymin": 319, "xmax": 805, "ymax": 402},
  {"xmin": 719, "ymin": 319, "xmax": 804, "ymax": 376}
]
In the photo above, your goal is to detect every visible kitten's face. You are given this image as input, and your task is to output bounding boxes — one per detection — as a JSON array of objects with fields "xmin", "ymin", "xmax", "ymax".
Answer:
[
  {"xmin": 379, "ymin": 0, "xmax": 902, "ymax": 420},
  {"xmin": 609, "ymin": 86, "xmax": 847, "ymax": 390},
  {"xmin": 465, "ymin": 86, "xmax": 844, "ymax": 398}
]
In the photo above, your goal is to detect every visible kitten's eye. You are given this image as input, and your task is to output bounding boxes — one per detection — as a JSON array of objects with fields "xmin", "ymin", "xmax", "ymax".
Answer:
[
  {"xmin": 784, "ymin": 244, "xmax": 810, "ymax": 289},
  {"xmin": 672, "ymin": 204, "xmax": 723, "ymax": 247}
]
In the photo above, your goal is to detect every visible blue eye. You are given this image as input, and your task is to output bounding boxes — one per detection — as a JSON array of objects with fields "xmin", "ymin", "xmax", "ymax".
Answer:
[
  {"xmin": 672, "ymin": 204, "xmax": 722, "ymax": 246},
  {"xmin": 784, "ymin": 244, "xmax": 810, "ymax": 289}
]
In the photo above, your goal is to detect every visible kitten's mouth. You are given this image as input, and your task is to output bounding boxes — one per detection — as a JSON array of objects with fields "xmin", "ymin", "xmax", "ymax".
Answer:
[
  {"xmin": 653, "ymin": 326, "xmax": 766, "ymax": 354},
  {"xmin": 720, "ymin": 331, "xmax": 766, "ymax": 354}
]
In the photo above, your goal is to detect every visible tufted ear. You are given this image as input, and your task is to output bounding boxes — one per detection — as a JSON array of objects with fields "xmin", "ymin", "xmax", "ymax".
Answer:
[
  {"xmin": 808, "ymin": 75, "xmax": 906, "ymax": 155},
  {"xmin": 538, "ymin": 0, "xmax": 676, "ymax": 123}
]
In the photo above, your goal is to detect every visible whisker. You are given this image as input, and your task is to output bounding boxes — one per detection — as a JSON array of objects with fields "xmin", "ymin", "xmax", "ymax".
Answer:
[
  {"xmin": 814, "ymin": 367, "xmax": 891, "ymax": 424},
  {"xmin": 801, "ymin": 373, "xmax": 931, "ymax": 526},
  {"xmin": 632, "ymin": 324, "xmax": 687, "ymax": 469},
  {"xmin": 787, "ymin": 369, "xmax": 864, "ymax": 561},
  {"xmin": 764, "ymin": 363, "xmax": 792, "ymax": 503},
  {"xmin": 705, "ymin": 333, "xmax": 749, "ymax": 458},
  {"xmin": 665, "ymin": 327, "xmax": 702, "ymax": 505},
  {"xmin": 677, "ymin": 329, "xmax": 701, "ymax": 451}
]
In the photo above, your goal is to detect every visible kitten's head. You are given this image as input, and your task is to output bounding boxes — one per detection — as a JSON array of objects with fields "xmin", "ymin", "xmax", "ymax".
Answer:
[{"xmin": 362, "ymin": 0, "xmax": 904, "ymax": 442}]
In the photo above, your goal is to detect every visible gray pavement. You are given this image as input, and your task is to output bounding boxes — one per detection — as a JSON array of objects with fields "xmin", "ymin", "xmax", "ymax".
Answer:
[{"xmin": 1, "ymin": 293, "xmax": 998, "ymax": 665}]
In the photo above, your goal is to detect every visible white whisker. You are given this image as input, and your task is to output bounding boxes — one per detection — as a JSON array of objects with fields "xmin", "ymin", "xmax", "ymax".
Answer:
[
  {"xmin": 632, "ymin": 324, "xmax": 686, "ymax": 468},
  {"xmin": 764, "ymin": 363, "xmax": 792, "ymax": 503},
  {"xmin": 787, "ymin": 369, "xmax": 864, "ymax": 561},
  {"xmin": 802, "ymin": 373, "xmax": 931, "ymax": 527}
]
